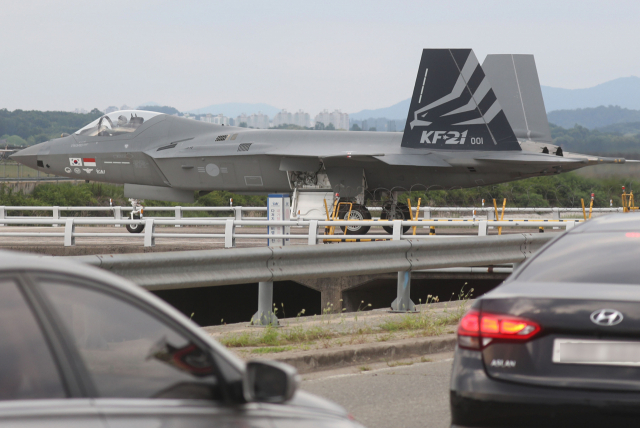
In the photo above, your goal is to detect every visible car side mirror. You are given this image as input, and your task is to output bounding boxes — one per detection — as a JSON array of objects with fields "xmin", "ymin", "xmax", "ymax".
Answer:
[{"xmin": 243, "ymin": 360, "xmax": 299, "ymax": 403}]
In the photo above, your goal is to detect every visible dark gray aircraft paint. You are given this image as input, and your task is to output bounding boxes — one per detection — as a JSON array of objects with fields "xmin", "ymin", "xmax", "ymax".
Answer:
[{"xmin": 12, "ymin": 49, "xmax": 630, "ymax": 206}]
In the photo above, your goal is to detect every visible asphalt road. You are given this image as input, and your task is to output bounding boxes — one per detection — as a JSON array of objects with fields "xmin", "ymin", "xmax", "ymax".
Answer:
[{"xmin": 302, "ymin": 352, "xmax": 453, "ymax": 428}]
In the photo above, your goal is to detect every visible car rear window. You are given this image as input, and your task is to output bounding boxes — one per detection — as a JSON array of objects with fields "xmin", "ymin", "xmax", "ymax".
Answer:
[{"xmin": 516, "ymin": 232, "xmax": 640, "ymax": 285}]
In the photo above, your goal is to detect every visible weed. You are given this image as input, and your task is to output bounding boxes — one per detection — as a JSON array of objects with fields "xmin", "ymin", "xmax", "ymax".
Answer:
[
  {"xmin": 420, "ymin": 357, "xmax": 433, "ymax": 363},
  {"xmin": 251, "ymin": 346, "xmax": 293, "ymax": 354},
  {"xmin": 359, "ymin": 365, "xmax": 372, "ymax": 372},
  {"xmin": 387, "ymin": 360, "xmax": 414, "ymax": 367}
]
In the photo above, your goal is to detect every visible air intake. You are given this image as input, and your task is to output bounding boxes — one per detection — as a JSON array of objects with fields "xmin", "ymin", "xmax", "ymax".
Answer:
[
  {"xmin": 157, "ymin": 142, "xmax": 178, "ymax": 151},
  {"xmin": 215, "ymin": 135, "xmax": 229, "ymax": 141},
  {"xmin": 238, "ymin": 143, "xmax": 252, "ymax": 152},
  {"xmin": 156, "ymin": 137, "xmax": 193, "ymax": 151}
]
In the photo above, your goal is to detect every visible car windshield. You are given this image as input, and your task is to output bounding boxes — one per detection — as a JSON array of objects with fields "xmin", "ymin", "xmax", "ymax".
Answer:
[
  {"xmin": 75, "ymin": 110, "xmax": 163, "ymax": 137},
  {"xmin": 516, "ymin": 232, "xmax": 640, "ymax": 285}
]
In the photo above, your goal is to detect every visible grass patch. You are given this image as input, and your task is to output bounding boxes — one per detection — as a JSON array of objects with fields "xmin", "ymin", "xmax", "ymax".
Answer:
[
  {"xmin": 387, "ymin": 360, "xmax": 414, "ymax": 367},
  {"xmin": 218, "ymin": 287, "xmax": 473, "ymax": 350},
  {"xmin": 251, "ymin": 346, "xmax": 293, "ymax": 354},
  {"xmin": 359, "ymin": 365, "xmax": 372, "ymax": 372}
]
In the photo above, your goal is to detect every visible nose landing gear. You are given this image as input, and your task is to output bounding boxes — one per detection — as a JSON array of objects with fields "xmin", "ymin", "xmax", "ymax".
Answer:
[{"xmin": 125, "ymin": 198, "xmax": 145, "ymax": 233}]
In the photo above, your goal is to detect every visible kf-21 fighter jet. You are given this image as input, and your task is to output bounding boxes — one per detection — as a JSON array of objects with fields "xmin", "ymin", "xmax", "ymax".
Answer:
[{"xmin": 12, "ymin": 49, "xmax": 632, "ymax": 234}]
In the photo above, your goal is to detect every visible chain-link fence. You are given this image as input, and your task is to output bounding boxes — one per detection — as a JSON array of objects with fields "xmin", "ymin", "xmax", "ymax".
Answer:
[{"xmin": 0, "ymin": 161, "xmax": 67, "ymax": 181}]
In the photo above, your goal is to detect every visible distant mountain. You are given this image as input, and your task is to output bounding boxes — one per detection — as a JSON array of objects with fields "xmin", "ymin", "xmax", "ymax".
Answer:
[
  {"xmin": 350, "ymin": 98, "xmax": 410, "ymax": 120},
  {"xmin": 138, "ymin": 105, "xmax": 180, "ymax": 115},
  {"xmin": 548, "ymin": 106, "xmax": 640, "ymax": 129},
  {"xmin": 596, "ymin": 121, "xmax": 640, "ymax": 135},
  {"xmin": 187, "ymin": 102, "xmax": 281, "ymax": 118},
  {"xmin": 137, "ymin": 102, "xmax": 160, "ymax": 108},
  {"xmin": 541, "ymin": 77, "xmax": 640, "ymax": 112}
]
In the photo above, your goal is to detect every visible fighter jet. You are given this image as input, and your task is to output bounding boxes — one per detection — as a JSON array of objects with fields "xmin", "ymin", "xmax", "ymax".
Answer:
[{"xmin": 11, "ymin": 49, "xmax": 631, "ymax": 234}]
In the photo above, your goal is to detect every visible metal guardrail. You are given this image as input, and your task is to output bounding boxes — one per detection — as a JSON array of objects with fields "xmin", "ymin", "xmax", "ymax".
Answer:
[
  {"xmin": 70, "ymin": 234, "xmax": 552, "ymax": 291},
  {"xmin": 0, "ymin": 217, "xmax": 579, "ymax": 247},
  {"xmin": 0, "ymin": 205, "xmax": 623, "ymax": 225}
]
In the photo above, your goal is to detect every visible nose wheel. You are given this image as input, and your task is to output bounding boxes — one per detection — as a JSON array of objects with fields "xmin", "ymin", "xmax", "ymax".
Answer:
[
  {"xmin": 126, "ymin": 214, "xmax": 145, "ymax": 233},
  {"xmin": 125, "ymin": 198, "xmax": 145, "ymax": 233}
]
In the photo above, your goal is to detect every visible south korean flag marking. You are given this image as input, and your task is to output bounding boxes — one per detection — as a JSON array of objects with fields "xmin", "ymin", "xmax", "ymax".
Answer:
[{"xmin": 70, "ymin": 158, "xmax": 82, "ymax": 166}]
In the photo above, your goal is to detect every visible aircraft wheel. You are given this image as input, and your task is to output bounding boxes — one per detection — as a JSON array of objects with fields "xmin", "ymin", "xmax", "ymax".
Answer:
[
  {"xmin": 126, "ymin": 216, "xmax": 145, "ymax": 234},
  {"xmin": 381, "ymin": 203, "xmax": 411, "ymax": 234},
  {"xmin": 338, "ymin": 204, "xmax": 371, "ymax": 235}
]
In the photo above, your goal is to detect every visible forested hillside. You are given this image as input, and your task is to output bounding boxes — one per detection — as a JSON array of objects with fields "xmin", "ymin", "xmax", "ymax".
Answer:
[{"xmin": 0, "ymin": 109, "xmax": 102, "ymax": 145}]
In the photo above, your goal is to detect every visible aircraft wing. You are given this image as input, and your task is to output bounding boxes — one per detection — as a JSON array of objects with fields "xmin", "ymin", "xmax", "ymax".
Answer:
[
  {"xmin": 373, "ymin": 154, "xmax": 451, "ymax": 167},
  {"xmin": 474, "ymin": 151, "xmax": 629, "ymax": 165}
]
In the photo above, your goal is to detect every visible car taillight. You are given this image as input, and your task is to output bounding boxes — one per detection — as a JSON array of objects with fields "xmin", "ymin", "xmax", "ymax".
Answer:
[{"xmin": 457, "ymin": 310, "xmax": 541, "ymax": 350}]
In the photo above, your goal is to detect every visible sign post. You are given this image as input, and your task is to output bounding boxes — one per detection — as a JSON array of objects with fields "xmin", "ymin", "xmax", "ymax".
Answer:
[{"xmin": 267, "ymin": 193, "xmax": 290, "ymax": 247}]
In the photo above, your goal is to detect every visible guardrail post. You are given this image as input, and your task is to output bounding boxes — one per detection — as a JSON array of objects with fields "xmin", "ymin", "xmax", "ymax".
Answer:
[
  {"xmin": 251, "ymin": 281, "xmax": 278, "ymax": 326},
  {"xmin": 477, "ymin": 220, "xmax": 488, "ymax": 236},
  {"xmin": 0, "ymin": 206, "xmax": 4, "ymax": 227},
  {"xmin": 64, "ymin": 218, "xmax": 75, "ymax": 246},
  {"xmin": 308, "ymin": 220, "xmax": 318, "ymax": 245},
  {"xmin": 422, "ymin": 208, "xmax": 431, "ymax": 229},
  {"xmin": 174, "ymin": 206, "xmax": 182, "ymax": 228},
  {"xmin": 144, "ymin": 219, "xmax": 155, "ymax": 247},
  {"xmin": 565, "ymin": 221, "xmax": 576, "ymax": 231},
  {"xmin": 391, "ymin": 271, "xmax": 416, "ymax": 312},
  {"xmin": 234, "ymin": 206, "xmax": 243, "ymax": 221},
  {"xmin": 392, "ymin": 220, "xmax": 403, "ymax": 240},
  {"xmin": 552, "ymin": 207, "xmax": 560, "ymax": 229},
  {"xmin": 225, "ymin": 219, "xmax": 235, "ymax": 248},
  {"xmin": 52, "ymin": 206, "xmax": 60, "ymax": 227},
  {"xmin": 114, "ymin": 206, "xmax": 122, "ymax": 227}
]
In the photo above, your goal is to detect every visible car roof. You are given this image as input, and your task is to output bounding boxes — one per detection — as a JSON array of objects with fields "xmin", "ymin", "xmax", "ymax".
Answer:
[{"xmin": 568, "ymin": 212, "xmax": 640, "ymax": 233}]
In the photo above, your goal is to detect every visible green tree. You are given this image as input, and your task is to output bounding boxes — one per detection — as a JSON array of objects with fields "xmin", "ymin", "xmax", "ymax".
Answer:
[{"xmin": 350, "ymin": 124, "xmax": 362, "ymax": 131}]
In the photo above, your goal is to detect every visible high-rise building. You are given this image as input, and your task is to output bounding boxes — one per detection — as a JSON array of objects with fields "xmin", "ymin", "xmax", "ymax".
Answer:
[
  {"xmin": 237, "ymin": 112, "xmax": 269, "ymax": 129},
  {"xmin": 313, "ymin": 109, "xmax": 349, "ymax": 130},
  {"xmin": 201, "ymin": 113, "xmax": 229, "ymax": 125},
  {"xmin": 272, "ymin": 109, "xmax": 311, "ymax": 128}
]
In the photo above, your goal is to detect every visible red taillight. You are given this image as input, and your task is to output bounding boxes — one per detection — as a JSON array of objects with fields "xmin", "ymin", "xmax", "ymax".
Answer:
[{"xmin": 457, "ymin": 310, "xmax": 541, "ymax": 349}]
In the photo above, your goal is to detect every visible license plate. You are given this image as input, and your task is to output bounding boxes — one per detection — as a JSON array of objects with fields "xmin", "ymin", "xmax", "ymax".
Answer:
[{"xmin": 553, "ymin": 339, "xmax": 640, "ymax": 366}]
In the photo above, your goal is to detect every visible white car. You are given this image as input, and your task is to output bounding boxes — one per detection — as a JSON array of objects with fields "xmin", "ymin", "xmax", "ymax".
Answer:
[{"xmin": 0, "ymin": 250, "xmax": 362, "ymax": 427}]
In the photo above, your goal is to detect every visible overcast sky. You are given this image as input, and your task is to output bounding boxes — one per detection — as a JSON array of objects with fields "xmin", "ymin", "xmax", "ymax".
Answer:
[{"xmin": 1, "ymin": 0, "xmax": 639, "ymax": 115}]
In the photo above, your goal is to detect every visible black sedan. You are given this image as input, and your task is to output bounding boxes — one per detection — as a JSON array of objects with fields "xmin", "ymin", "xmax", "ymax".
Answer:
[
  {"xmin": 451, "ymin": 213, "xmax": 640, "ymax": 427},
  {"xmin": 0, "ymin": 250, "xmax": 362, "ymax": 427}
]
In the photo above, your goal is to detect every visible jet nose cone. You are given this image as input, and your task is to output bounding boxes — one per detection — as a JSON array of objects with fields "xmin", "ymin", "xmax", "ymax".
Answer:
[{"xmin": 10, "ymin": 144, "xmax": 42, "ymax": 169}]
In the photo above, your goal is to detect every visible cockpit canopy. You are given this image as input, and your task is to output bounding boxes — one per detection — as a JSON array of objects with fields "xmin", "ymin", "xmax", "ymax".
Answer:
[{"xmin": 75, "ymin": 110, "xmax": 163, "ymax": 137}]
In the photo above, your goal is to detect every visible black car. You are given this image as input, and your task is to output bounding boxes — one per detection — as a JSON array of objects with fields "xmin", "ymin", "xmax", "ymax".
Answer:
[{"xmin": 450, "ymin": 213, "xmax": 640, "ymax": 427}]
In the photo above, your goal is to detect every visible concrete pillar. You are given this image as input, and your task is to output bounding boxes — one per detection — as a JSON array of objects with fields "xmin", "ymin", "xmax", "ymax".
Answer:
[
  {"xmin": 391, "ymin": 271, "xmax": 416, "ymax": 312},
  {"xmin": 251, "ymin": 281, "xmax": 278, "ymax": 326}
]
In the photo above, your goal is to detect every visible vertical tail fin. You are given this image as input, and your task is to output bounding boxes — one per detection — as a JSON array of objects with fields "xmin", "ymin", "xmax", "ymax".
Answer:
[
  {"xmin": 482, "ymin": 54, "xmax": 552, "ymax": 143},
  {"xmin": 401, "ymin": 49, "xmax": 520, "ymax": 151}
]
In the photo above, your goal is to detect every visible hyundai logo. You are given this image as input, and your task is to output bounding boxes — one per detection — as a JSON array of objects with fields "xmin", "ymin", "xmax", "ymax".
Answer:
[{"xmin": 590, "ymin": 309, "xmax": 624, "ymax": 326}]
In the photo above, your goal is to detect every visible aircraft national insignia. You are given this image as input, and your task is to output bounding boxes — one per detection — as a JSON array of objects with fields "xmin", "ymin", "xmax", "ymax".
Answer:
[
  {"xmin": 70, "ymin": 158, "xmax": 82, "ymax": 166},
  {"xmin": 83, "ymin": 157, "xmax": 96, "ymax": 167}
]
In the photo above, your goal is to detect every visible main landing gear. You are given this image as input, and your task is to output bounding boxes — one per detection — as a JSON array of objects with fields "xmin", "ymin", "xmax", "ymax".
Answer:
[{"xmin": 337, "ymin": 203, "xmax": 372, "ymax": 235}]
